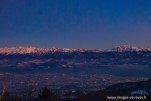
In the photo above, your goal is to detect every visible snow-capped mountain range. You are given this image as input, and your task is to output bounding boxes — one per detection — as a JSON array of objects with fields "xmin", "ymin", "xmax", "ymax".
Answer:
[
  {"xmin": 0, "ymin": 46, "xmax": 102, "ymax": 54},
  {"xmin": 0, "ymin": 45, "xmax": 151, "ymax": 54},
  {"xmin": 112, "ymin": 45, "xmax": 151, "ymax": 52},
  {"xmin": 112, "ymin": 45, "xmax": 143, "ymax": 52}
]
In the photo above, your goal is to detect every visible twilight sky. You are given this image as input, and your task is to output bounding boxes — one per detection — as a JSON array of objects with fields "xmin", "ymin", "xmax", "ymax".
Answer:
[{"xmin": 0, "ymin": 0, "xmax": 151, "ymax": 49}]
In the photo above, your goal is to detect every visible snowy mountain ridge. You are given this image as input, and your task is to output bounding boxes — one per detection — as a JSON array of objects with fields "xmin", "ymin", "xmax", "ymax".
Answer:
[
  {"xmin": 112, "ymin": 45, "xmax": 151, "ymax": 52},
  {"xmin": 0, "ymin": 45, "xmax": 151, "ymax": 54},
  {"xmin": 0, "ymin": 46, "xmax": 102, "ymax": 54},
  {"xmin": 112, "ymin": 45, "xmax": 143, "ymax": 52}
]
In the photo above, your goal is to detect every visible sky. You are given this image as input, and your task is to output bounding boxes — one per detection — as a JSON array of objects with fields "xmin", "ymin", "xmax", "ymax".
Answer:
[{"xmin": 0, "ymin": 0, "xmax": 151, "ymax": 50}]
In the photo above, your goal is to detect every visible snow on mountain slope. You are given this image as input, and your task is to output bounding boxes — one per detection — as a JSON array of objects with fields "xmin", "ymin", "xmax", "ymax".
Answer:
[
  {"xmin": 112, "ymin": 45, "xmax": 143, "ymax": 52},
  {"xmin": 0, "ymin": 45, "xmax": 150, "ymax": 54},
  {"xmin": 0, "ymin": 46, "xmax": 102, "ymax": 54},
  {"xmin": 144, "ymin": 47, "xmax": 151, "ymax": 51}
]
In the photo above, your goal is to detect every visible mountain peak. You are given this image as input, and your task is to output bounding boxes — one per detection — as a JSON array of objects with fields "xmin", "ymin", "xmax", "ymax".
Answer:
[{"xmin": 112, "ymin": 45, "xmax": 142, "ymax": 52}]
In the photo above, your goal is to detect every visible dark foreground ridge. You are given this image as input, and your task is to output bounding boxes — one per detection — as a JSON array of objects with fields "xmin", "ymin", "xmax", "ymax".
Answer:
[{"xmin": 0, "ymin": 79, "xmax": 151, "ymax": 101}]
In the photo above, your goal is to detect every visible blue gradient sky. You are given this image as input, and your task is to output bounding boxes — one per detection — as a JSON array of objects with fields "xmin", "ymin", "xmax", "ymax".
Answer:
[{"xmin": 0, "ymin": 0, "xmax": 151, "ymax": 49}]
